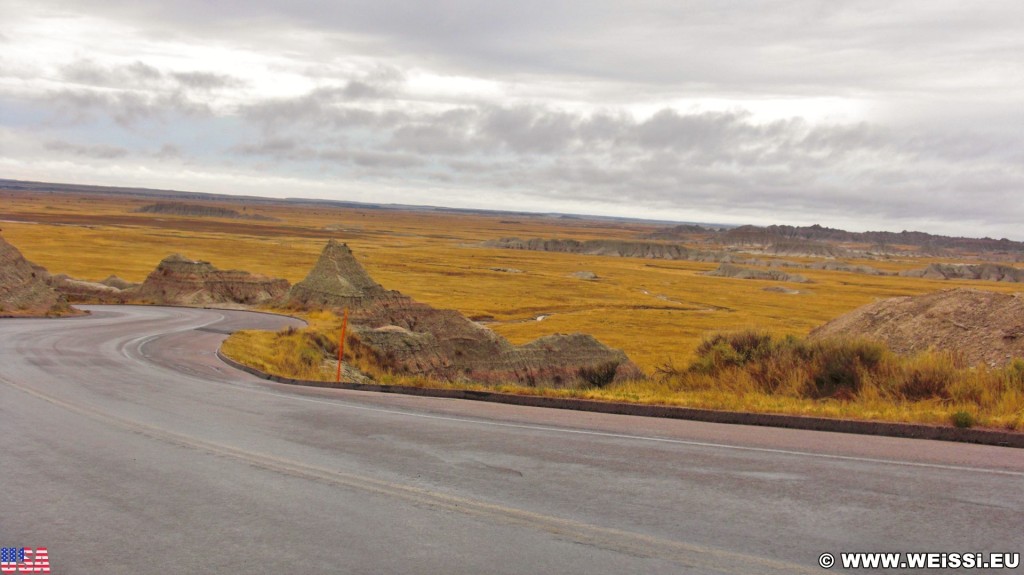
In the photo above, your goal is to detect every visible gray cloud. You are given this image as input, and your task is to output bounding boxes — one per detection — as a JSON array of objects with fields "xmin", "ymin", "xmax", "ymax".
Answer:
[
  {"xmin": 478, "ymin": 105, "xmax": 580, "ymax": 154},
  {"xmin": 154, "ymin": 144, "xmax": 182, "ymax": 159},
  {"xmin": 36, "ymin": 1, "xmax": 1024, "ymax": 100},
  {"xmin": 45, "ymin": 139, "xmax": 128, "ymax": 158},
  {"xmin": 43, "ymin": 88, "xmax": 210, "ymax": 126},
  {"xmin": 4, "ymin": 0, "xmax": 1024, "ymax": 237},
  {"xmin": 388, "ymin": 118, "xmax": 476, "ymax": 155},
  {"xmin": 234, "ymin": 138, "xmax": 301, "ymax": 156},
  {"xmin": 350, "ymin": 150, "xmax": 423, "ymax": 168},
  {"xmin": 227, "ymin": 86, "xmax": 1024, "ymax": 230},
  {"xmin": 242, "ymin": 88, "xmax": 402, "ymax": 134},
  {"xmin": 62, "ymin": 60, "xmax": 162, "ymax": 88},
  {"xmin": 62, "ymin": 59, "xmax": 244, "ymax": 93},
  {"xmin": 171, "ymin": 71, "xmax": 244, "ymax": 91}
]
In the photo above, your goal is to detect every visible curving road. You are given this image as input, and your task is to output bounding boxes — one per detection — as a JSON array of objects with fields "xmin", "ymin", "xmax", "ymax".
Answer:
[{"xmin": 1, "ymin": 306, "xmax": 1022, "ymax": 574}]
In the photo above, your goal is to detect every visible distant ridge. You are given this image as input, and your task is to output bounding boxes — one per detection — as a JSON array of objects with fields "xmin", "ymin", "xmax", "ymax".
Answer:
[
  {"xmin": 137, "ymin": 202, "xmax": 279, "ymax": 221},
  {"xmin": 3, "ymin": 178, "xmax": 1021, "ymax": 245},
  {"xmin": 650, "ymin": 223, "xmax": 1024, "ymax": 254},
  {"xmin": 0, "ymin": 178, "xmax": 681, "ymax": 225}
]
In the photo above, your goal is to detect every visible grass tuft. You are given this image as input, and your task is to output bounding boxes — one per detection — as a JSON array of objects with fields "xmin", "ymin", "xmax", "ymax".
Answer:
[{"xmin": 951, "ymin": 410, "xmax": 976, "ymax": 428}]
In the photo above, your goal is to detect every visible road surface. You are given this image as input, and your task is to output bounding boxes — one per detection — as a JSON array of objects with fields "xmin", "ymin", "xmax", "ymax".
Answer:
[{"xmin": 1, "ymin": 306, "xmax": 1021, "ymax": 574}]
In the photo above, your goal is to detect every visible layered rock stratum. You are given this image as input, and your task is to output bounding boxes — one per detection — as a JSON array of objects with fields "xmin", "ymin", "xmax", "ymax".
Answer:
[
  {"xmin": 47, "ymin": 274, "xmax": 129, "ymax": 304},
  {"xmin": 132, "ymin": 254, "xmax": 290, "ymax": 306},
  {"xmin": 287, "ymin": 240, "xmax": 387, "ymax": 307}
]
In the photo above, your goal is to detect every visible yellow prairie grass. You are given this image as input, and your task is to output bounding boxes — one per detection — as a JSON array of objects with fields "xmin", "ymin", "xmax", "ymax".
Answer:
[{"xmin": 4, "ymin": 191, "xmax": 1024, "ymax": 429}]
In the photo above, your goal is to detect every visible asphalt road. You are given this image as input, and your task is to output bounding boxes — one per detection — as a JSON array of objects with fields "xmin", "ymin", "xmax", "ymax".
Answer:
[{"xmin": 1, "ymin": 305, "xmax": 1021, "ymax": 574}]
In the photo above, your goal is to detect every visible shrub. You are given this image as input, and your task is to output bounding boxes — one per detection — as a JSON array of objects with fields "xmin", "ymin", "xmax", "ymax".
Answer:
[
  {"xmin": 896, "ymin": 355, "xmax": 955, "ymax": 400},
  {"xmin": 805, "ymin": 339, "xmax": 886, "ymax": 399},
  {"xmin": 578, "ymin": 362, "xmax": 619, "ymax": 388},
  {"xmin": 691, "ymin": 331, "xmax": 776, "ymax": 373},
  {"xmin": 951, "ymin": 410, "xmax": 975, "ymax": 428}
]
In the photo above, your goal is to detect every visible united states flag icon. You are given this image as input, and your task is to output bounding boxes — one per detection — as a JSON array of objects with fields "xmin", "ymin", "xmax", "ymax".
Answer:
[{"xmin": 0, "ymin": 547, "xmax": 50, "ymax": 573}]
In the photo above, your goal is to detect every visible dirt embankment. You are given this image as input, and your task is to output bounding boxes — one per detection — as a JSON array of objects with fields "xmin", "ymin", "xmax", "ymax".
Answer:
[
  {"xmin": 810, "ymin": 288, "xmax": 1024, "ymax": 367},
  {"xmin": 291, "ymin": 240, "xmax": 640, "ymax": 387},
  {"xmin": 0, "ymin": 235, "xmax": 75, "ymax": 317}
]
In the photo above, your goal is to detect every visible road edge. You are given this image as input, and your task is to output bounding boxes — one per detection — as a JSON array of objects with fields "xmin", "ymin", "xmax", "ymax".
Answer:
[{"xmin": 216, "ymin": 349, "xmax": 1023, "ymax": 448}]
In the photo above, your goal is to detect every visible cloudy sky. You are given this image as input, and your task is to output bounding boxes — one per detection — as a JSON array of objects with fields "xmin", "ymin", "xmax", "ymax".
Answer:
[{"xmin": 1, "ymin": 1, "xmax": 1022, "ymax": 237}]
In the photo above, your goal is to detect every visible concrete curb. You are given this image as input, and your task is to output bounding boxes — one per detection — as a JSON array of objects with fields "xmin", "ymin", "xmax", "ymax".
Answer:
[{"xmin": 216, "ymin": 350, "xmax": 1023, "ymax": 449}]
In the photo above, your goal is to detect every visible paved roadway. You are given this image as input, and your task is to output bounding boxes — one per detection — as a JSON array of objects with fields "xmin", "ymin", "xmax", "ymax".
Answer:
[{"xmin": 1, "ymin": 306, "xmax": 1021, "ymax": 574}]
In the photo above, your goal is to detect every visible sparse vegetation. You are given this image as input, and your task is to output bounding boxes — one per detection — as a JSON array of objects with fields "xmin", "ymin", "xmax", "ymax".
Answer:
[
  {"xmin": 951, "ymin": 410, "xmax": 976, "ymax": 428},
  {"xmin": 5, "ymin": 189, "xmax": 1024, "ymax": 430},
  {"xmin": 223, "ymin": 316, "xmax": 1024, "ymax": 430},
  {"xmin": 220, "ymin": 311, "xmax": 339, "ymax": 381},
  {"xmin": 577, "ymin": 361, "xmax": 620, "ymax": 388},
  {"xmin": 658, "ymin": 330, "xmax": 1023, "ymax": 429}
]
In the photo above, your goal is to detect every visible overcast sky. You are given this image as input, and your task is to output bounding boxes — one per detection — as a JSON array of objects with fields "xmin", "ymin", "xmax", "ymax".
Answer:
[{"xmin": 1, "ymin": 1, "xmax": 1022, "ymax": 237}]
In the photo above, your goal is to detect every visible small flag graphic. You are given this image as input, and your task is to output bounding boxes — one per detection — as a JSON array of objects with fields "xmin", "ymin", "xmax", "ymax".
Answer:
[{"xmin": 0, "ymin": 547, "xmax": 50, "ymax": 573}]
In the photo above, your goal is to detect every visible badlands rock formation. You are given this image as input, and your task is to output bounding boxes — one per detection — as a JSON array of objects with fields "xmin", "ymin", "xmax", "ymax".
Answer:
[
  {"xmin": 705, "ymin": 263, "xmax": 809, "ymax": 283},
  {"xmin": 292, "ymin": 240, "xmax": 640, "ymax": 387},
  {"xmin": 0, "ymin": 235, "xmax": 73, "ymax": 316},
  {"xmin": 132, "ymin": 254, "xmax": 290, "ymax": 306},
  {"xmin": 810, "ymin": 288, "xmax": 1024, "ymax": 367}
]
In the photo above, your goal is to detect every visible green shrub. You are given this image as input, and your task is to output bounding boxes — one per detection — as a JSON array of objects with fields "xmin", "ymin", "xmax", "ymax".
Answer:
[
  {"xmin": 691, "ymin": 331, "xmax": 776, "ymax": 373},
  {"xmin": 951, "ymin": 410, "xmax": 976, "ymax": 428},
  {"xmin": 805, "ymin": 339, "xmax": 886, "ymax": 399}
]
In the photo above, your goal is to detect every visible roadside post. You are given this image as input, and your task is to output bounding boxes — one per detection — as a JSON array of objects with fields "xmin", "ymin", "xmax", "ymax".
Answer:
[{"xmin": 336, "ymin": 307, "xmax": 349, "ymax": 383}]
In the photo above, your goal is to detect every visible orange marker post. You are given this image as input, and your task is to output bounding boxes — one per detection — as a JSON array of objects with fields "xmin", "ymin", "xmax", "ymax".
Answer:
[{"xmin": 336, "ymin": 307, "xmax": 350, "ymax": 383}]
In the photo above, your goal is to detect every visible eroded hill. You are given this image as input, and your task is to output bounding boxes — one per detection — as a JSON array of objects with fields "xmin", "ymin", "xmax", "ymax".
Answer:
[
  {"xmin": 132, "ymin": 254, "xmax": 290, "ymax": 306},
  {"xmin": 289, "ymin": 240, "xmax": 641, "ymax": 387},
  {"xmin": 0, "ymin": 235, "xmax": 75, "ymax": 317},
  {"xmin": 810, "ymin": 288, "xmax": 1024, "ymax": 367}
]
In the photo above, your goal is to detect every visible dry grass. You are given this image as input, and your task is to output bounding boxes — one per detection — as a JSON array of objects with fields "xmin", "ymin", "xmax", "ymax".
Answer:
[
  {"xmin": 656, "ymin": 330, "xmax": 1024, "ymax": 429},
  {"xmin": 220, "ymin": 310, "xmax": 339, "ymax": 380},
  {"xmin": 4, "ymin": 190, "xmax": 1024, "ymax": 429},
  {"xmin": 220, "ymin": 313, "xmax": 1024, "ymax": 430}
]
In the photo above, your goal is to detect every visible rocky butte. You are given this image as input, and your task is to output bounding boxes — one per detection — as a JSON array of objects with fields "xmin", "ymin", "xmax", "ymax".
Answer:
[
  {"xmin": 131, "ymin": 254, "xmax": 290, "ymax": 306},
  {"xmin": 289, "ymin": 240, "xmax": 641, "ymax": 387}
]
